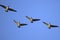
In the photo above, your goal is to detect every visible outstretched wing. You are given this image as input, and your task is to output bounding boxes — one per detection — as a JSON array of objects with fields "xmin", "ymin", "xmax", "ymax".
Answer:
[
  {"xmin": 21, "ymin": 24, "xmax": 27, "ymax": 26},
  {"xmin": 8, "ymin": 8, "xmax": 17, "ymax": 12},
  {"xmin": 26, "ymin": 16, "xmax": 32, "ymax": 21},
  {"xmin": 43, "ymin": 22, "xmax": 49, "ymax": 25},
  {"xmin": 33, "ymin": 19, "xmax": 40, "ymax": 21},
  {"xmin": 13, "ymin": 20, "xmax": 20, "ymax": 28},
  {"xmin": 13, "ymin": 20, "xmax": 19, "ymax": 25},
  {"xmin": 0, "ymin": 4, "xmax": 6, "ymax": 8},
  {"xmin": 51, "ymin": 25, "xmax": 58, "ymax": 27},
  {"xmin": 13, "ymin": 20, "xmax": 17, "ymax": 23}
]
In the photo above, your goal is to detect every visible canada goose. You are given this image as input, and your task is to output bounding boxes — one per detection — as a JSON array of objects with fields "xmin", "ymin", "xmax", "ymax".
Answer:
[
  {"xmin": 13, "ymin": 20, "xmax": 27, "ymax": 28},
  {"xmin": 26, "ymin": 16, "xmax": 40, "ymax": 23},
  {"xmin": 0, "ymin": 4, "xmax": 16, "ymax": 12},
  {"xmin": 43, "ymin": 22, "xmax": 58, "ymax": 29}
]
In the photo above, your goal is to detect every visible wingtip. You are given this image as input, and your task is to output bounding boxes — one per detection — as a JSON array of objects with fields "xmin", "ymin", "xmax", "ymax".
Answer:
[
  {"xmin": 15, "ymin": 10, "xmax": 17, "ymax": 12},
  {"xmin": 26, "ymin": 16, "xmax": 28, "ymax": 17},
  {"xmin": 43, "ymin": 22, "xmax": 47, "ymax": 24},
  {"xmin": 38, "ymin": 19, "xmax": 41, "ymax": 20},
  {"xmin": 13, "ymin": 20, "xmax": 15, "ymax": 21},
  {"xmin": 13, "ymin": 20, "xmax": 16, "ymax": 22},
  {"xmin": 56, "ymin": 25, "xmax": 59, "ymax": 27},
  {"xmin": 26, "ymin": 16, "xmax": 29, "ymax": 18},
  {"xmin": 25, "ymin": 23, "xmax": 28, "ymax": 25},
  {"xmin": 43, "ymin": 22, "xmax": 45, "ymax": 23},
  {"xmin": 24, "ymin": 23, "xmax": 28, "ymax": 25},
  {"xmin": 13, "ymin": 10, "xmax": 17, "ymax": 12}
]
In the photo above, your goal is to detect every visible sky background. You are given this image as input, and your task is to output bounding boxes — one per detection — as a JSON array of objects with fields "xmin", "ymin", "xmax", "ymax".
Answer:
[{"xmin": 0, "ymin": 0, "xmax": 60, "ymax": 40}]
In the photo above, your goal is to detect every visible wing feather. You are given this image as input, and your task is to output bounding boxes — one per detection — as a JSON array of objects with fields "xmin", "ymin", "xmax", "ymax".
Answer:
[
  {"xmin": 8, "ymin": 8, "xmax": 16, "ymax": 12},
  {"xmin": 43, "ymin": 22, "xmax": 49, "ymax": 25},
  {"xmin": 33, "ymin": 19, "xmax": 40, "ymax": 21},
  {"xmin": 21, "ymin": 24, "xmax": 27, "ymax": 26},
  {"xmin": 0, "ymin": 4, "xmax": 6, "ymax": 8},
  {"xmin": 51, "ymin": 25, "xmax": 58, "ymax": 27}
]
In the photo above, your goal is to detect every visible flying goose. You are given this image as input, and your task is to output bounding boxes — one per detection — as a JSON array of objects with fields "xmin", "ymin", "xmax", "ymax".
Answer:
[
  {"xmin": 0, "ymin": 4, "xmax": 17, "ymax": 12},
  {"xmin": 13, "ymin": 20, "xmax": 27, "ymax": 28},
  {"xmin": 43, "ymin": 22, "xmax": 58, "ymax": 29},
  {"xmin": 26, "ymin": 16, "xmax": 40, "ymax": 23}
]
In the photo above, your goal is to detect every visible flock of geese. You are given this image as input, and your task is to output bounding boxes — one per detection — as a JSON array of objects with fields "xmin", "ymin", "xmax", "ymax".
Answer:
[{"xmin": 0, "ymin": 4, "xmax": 59, "ymax": 29}]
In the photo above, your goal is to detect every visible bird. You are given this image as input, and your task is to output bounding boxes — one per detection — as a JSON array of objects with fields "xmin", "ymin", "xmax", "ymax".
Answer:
[
  {"xmin": 26, "ymin": 16, "xmax": 40, "ymax": 23},
  {"xmin": 0, "ymin": 4, "xmax": 17, "ymax": 12},
  {"xmin": 13, "ymin": 20, "xmax": 27, "ymax": 28},
  {"xmin": 43, "ymin": 22, "xmax": 58, "ymax": 29}
]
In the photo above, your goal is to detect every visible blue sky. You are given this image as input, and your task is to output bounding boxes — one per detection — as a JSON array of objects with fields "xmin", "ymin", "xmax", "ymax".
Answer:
[{"xmin": 0, "ymin": 0, "xmax": 60, "ymax": 40}]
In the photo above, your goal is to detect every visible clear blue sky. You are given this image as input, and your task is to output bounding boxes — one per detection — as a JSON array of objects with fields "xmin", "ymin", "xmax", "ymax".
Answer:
[{"xmin": 0, "ymin": 0, "xmax": 60, "ymax": 40}]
